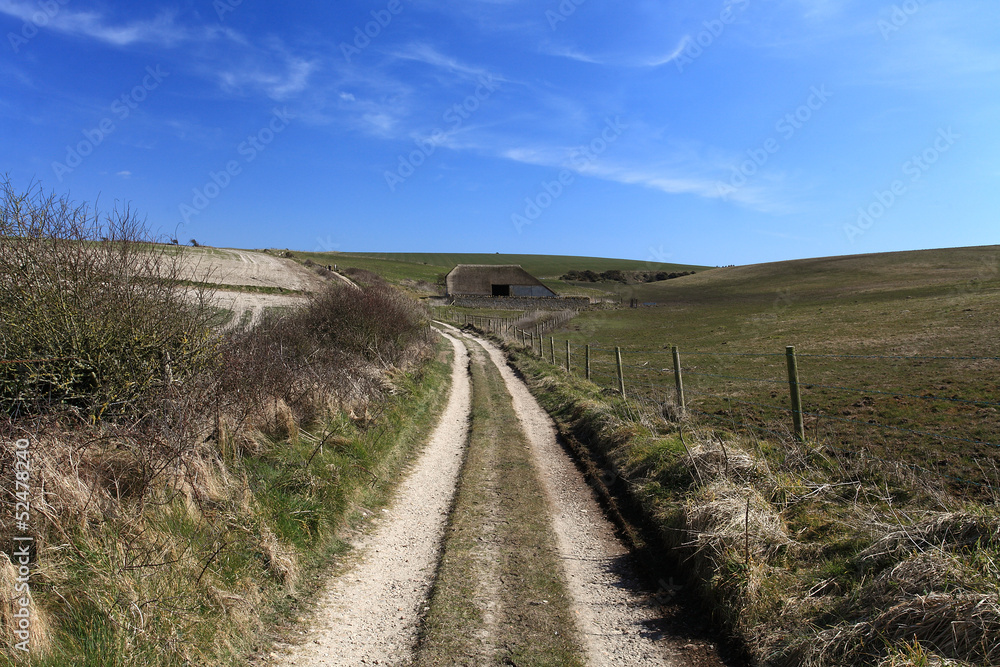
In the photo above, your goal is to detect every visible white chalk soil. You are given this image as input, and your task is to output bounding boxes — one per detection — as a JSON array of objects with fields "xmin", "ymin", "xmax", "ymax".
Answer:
[
  {"xmin": 273, "ymin": 331, "xmax": 472, "ymax": 666},
  {"xmin": 174, "ymin": 247, "xmax": 324, "ymax": 292},
  {"xmin": 474, "ymin": 332, "xmax": 682, "ymax": 666},
  {"xmin": 272, "ymin": 325, "xmax": 729, "ymax": 666},
  {"xmin": 171, "ymin": 246, "xmax": 364, "ymax": 328}
]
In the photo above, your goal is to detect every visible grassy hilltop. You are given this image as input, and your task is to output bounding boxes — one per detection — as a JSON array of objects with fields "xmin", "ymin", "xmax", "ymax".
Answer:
[
  {"xmin": 291, "ymin": 250, "xmax": 709, "ymax": 294},
  {"xmin": 334, "ymin": 251, "xmax": 707, "ymax": 278}
]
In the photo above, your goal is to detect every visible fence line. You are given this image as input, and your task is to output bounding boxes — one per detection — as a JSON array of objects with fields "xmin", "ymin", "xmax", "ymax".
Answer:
[{"xmin": 445, "ymin": 312, "xmax": 999, "ymax": 493}]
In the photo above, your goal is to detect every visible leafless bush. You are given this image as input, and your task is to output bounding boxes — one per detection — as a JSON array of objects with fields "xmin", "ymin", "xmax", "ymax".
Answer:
[
  {"xmin": 294, "ymin": 282, "xmax": 430, "ymax": 368},
  {"xmin": 0, "ymin": 178, "xmax": 216, "ymax": 420},
  {"xmin": 340, "ymin": 266, "xmax": 386, "ymax": 286}
]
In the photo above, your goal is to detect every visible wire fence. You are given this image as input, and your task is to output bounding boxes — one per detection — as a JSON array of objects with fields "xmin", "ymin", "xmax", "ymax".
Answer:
[{"xmin": 447, "ymin": 313, "xmax": 1000, "ymax": 496}]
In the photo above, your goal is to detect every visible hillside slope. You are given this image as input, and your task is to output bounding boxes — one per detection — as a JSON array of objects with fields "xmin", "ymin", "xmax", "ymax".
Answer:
[
  {"xmin": 617, "ymin": 244, "xmax": 1000, "ymax": 305},
  {"xmin": 337, "ymin": 252, "xmax": 708, "ymax": 279}
]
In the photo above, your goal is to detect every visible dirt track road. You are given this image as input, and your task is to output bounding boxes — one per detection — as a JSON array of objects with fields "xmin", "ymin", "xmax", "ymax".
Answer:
[
  {"xmin": 174, "ymin": 247, "xmax": 362, "ymax": 327},
  {"xmin": 275, "ymin": 330, "xmax": 471, "ymax": 665},
  {"xmin": 273, "ymin": 326, "xmax": 729, "ymax": 666},
  {"xmin": 176, "ymin": 247, "xmax": 324, "ymax": 292},
  {"xmin": 474, "ymin": 332, "xmax": 681, "ymax": 665}
]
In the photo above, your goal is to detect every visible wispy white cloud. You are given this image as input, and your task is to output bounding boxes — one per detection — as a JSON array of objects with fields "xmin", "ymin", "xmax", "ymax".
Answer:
[
  {"xmin": 0, "ymin": 1, "xmax": 314, "ymax": 102},
  {"xmin": 332, "ymin": 87, "xmax": 413, "ymax": 138},
  {"xmin": 542, "ymin": 45, "xmax": 605, "ymax": 64},
  {"xmin": 542, "ymin": 36, "xmax": 692, "ymax": 68},
  {"xmin": 0, "ymin": 1, "xmax": 234, "ymax": 47},
  {"xmin": 388, "ymin": 43, "xmax": 497, "ymax": 80},
  {"xmin": 218, "ymin": 57, "xmax": 316, "ymax": 101},
  {"xmin": 638, "ymin": 37, "xmax": 691, "ymax": 67},
  {"xmin": 498, "ymin": 142, "xmax": 786, "ymax": 211}
]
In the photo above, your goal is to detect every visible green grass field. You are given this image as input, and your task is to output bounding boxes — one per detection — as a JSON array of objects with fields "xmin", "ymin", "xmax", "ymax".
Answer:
[
  {"xmin": 432, "ymin": 246, "xmax": 1000, "ymax": 497},
  {"xmin": 290, "ymin": 250, "xmax": 708, "ymax": 291},
  {"xmin": 558, "ymin": 247, "xmax": 1000, "ymax": 497},
  {"xmin": 289, "ymin": 243, "xmax": 1000, "ymax": 495},
  {"xmin": 336, "ymin": 252, "xmax": 707, "ymax": 278}
]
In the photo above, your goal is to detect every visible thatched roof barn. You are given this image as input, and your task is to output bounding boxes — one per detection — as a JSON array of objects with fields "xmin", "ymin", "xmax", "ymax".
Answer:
[{"xmin": 445, "ymin": 265, "xmax": 557, "ymax": 298}]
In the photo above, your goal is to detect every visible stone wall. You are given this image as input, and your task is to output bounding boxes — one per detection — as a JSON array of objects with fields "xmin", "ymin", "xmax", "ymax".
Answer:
[{"xmin": 450, "ymin": 296, "xmax": 590, "ymax": 310}]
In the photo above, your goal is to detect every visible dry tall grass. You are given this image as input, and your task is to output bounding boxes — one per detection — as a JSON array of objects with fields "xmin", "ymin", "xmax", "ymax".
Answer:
[{"xmin": 0, "ymin": 181, "xmax": 434, "ymax": 663}]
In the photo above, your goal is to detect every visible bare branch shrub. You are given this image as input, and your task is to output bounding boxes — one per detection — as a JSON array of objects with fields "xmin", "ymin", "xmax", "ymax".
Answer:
[{"xmin": 0, "ymin": 178, "xmax": 217, "ymax": 420}]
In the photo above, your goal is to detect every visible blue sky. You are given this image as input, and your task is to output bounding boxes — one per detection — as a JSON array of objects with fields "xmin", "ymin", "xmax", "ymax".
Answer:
[{"xmin": 1, "ymin": 0, "xmax": 997, "ymax": 266}]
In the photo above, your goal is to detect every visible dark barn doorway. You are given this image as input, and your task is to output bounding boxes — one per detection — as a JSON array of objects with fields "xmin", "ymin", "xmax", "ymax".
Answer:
[{"xmin": 491, "ymin": 284, "xmax": 511, "ymax": 296}]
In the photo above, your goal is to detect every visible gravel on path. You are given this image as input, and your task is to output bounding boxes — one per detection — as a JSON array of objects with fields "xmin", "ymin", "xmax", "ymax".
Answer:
[
  {"xmin": 474, "ymin": 332, "xmax": 682, "ymax": 666},
  {"xmin": 273, "ymin": 331, "xmax": 471, "ymax": 666}
]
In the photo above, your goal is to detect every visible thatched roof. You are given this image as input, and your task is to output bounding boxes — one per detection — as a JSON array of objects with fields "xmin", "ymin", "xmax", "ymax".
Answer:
[{"xmin": 445, "ymin": 264, "xmax": 557, "ymax": 297}]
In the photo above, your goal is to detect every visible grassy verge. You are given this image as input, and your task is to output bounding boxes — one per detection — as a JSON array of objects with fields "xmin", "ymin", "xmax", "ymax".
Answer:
[
  {"xmin": 490, "ymin": 330, "xmax": 999, "ymax": 667},
  {"xmin": 416, "ymin": 340, "xmax": 584, "ymax": 667},
  {"xmin": 1, "ymin": 337, "xmax": 455, "ymax": 667}
]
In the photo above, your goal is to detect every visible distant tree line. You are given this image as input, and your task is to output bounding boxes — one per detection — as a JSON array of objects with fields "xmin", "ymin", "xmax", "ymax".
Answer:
[{"xmin": 560, "ymin": 269, "xmax": 696, "ymax": 284}]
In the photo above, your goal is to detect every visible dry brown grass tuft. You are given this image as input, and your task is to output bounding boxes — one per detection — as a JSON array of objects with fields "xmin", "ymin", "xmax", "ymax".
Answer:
[
  {"xmin": 868, "ymin": 552, "xmax": 977, "ymax": 603},
  {"xmin": 687, "ymin": 439, "xmax": 760, "ymax": 482},
  {"xmin": 806, "ymin": 592, "xmax": 1000, "ymax": 666},
  {"xmin": 876, "ymin": 641, "xmax": 976, "ymax": 666},
  {"xmin": 860, "ymin": 512, "xmax": 1000, "ymax": 568},
  {"xmin": 257, "ymin": 524, "xmax": 299, "ymax": 591},
  {"xmin": 684, "ymin": 481, "xmax": 790, "ymax": 565}
]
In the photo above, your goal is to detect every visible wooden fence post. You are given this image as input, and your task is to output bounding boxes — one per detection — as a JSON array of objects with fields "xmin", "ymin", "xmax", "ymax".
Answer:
[
  {"xmin": 586, "ymin": 344, "xmax": 591, "ymax": 381},
  {"xmin": 786, "ymin": 346, "xmax": 805, "ymax": 442},
  {"xmin": 616, "ymin": 347, "xmax": 625, "ymax": 398},
  {"xmin": 565, "ymin": 340, "xmax": 571, "ymax": 373},
  {"xmin": 549, "ymin": 337, "xmax": 555, "ymax": 364},
  {"xmin": 672, "ymin": 345, "xmax": 686, "ymax": 414}
]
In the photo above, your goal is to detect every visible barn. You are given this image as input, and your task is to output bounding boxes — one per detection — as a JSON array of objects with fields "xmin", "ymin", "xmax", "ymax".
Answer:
[{"xmin": 445, "ymin": 265, "xmax": 558, "ymax": 298}]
